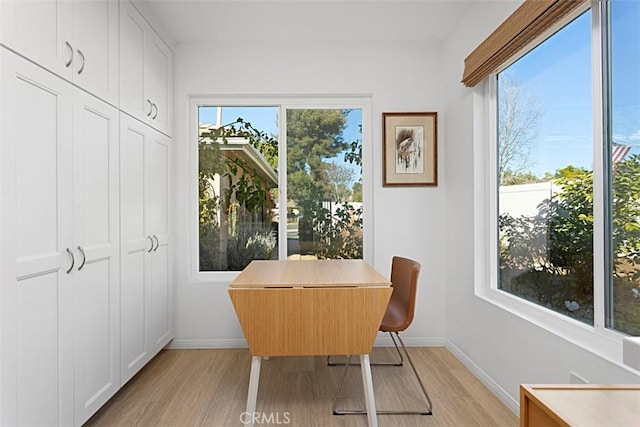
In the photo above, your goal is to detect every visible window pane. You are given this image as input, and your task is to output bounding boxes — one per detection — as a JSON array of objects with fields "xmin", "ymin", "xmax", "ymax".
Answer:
[
  {"xmin": 497, "ymin": 11, "xmax": 593, "ymax": 324},
  {"xmin": 198, "ymin": 106, "xmax": 278, "ymax": 271},
  {"xmin": 286, "ymin": 109, "xmax": 363, "ymax": 259},
  {"xmin": 608, "ymin": 0, "xmax": 640, "ymax": 335}
]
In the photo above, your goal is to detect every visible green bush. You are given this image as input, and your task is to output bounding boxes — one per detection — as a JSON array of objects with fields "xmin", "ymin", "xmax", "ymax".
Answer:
[{"xmin": 500, "ymin": 157, "xmax": 640, "ymax": 333}]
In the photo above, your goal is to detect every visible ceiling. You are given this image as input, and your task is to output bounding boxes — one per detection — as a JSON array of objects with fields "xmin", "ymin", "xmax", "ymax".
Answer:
[{"xmin": 135, "ymin": 0, "xmax": 479, "ymax": 45}]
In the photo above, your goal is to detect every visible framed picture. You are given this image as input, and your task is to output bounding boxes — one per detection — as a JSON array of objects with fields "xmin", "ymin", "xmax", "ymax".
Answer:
[{"xmin": 383, "ymin": 112, "xmax": 438, "ymax": 186}]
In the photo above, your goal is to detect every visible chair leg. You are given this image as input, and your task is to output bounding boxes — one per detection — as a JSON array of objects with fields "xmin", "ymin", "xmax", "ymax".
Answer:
[
  {"xmin": 395, "ymin": 332, "xmax": 433, "ymax": 414},
  {"xmin": 331, "ymin": 355, "xmax": 359, "ymax": 414},
  {"xmin": 327, "ymin": 332, "xmax": 403, "ymax": 366},
  {"xmin": 332, "ymin": 332, "xmax": 433, "ymax": 416},
  {"xmin": 388, "ymin": 331, "xmax": 405, "ymax": 366}
]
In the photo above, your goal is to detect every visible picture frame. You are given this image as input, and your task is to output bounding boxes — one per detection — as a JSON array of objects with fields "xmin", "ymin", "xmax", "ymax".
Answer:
[{"xmin": 382, "ymin": 112, "xmax": 438, "ymax": 186}]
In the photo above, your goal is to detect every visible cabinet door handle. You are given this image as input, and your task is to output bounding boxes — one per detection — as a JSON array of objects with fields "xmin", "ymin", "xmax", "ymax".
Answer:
[
  {"xmin": 147, "ymin": 235, "xmax": 154, "ymax": 253},
  {"xmin": 152, "ymin": 235, "xmax": 159, "ymax": 251},
  {"xmin": 146, "ymin": 99, "xmax": 153, "ymax": 117},
  {"xmin": 152, "ymin": 103, "xmax": 158, "ymax": 120},
  {"xmin": 65, "ymin": 41, "xmax": 74, "ymax": 68},
  {"xmin": 77, "ymin": 49, "xmax": 85, "ymax": 74},
  {"xmin": 65, "ymin": 248, "xmax": 75, "ymax": 274},
  {"xmin": 77, "ymin": 245, "xmax": 86, "ymax": 271}
]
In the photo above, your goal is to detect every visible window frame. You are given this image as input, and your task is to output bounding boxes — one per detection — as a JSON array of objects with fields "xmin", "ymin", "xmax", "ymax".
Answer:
[
  {"xmin": 473, "ymin": 0, "xmax": 630, "ymax": 365},
  {"xmin": 189, "ymin": 95, "xmax": 373, "ymax": 283}
]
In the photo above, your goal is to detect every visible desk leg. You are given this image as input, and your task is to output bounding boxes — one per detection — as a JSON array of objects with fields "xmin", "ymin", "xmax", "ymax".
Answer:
[
  {"xmin": 359, "ymin": 354, "xmax": 378, "ymax": 427},
  {"xmin": 246, "ymin": 356, "xmax": 262, "ymax": 427}
]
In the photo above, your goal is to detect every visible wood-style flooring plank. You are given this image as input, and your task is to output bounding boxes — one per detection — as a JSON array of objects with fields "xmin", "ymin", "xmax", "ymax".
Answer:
[{"xmin": 85, "ymin": 347, "xmax": 518, "ymax": 427}]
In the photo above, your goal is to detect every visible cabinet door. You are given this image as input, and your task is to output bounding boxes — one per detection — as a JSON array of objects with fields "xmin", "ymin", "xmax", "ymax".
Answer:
[
  {"xmin": 145, "ymin": 131, "xmax": 172, "ymax": 353},
  {"xmin": 0, "ymin": 0, "xmax": 73, "ymax": 79},
  {"xmin": 72, "ymin": 90, "xmax": 120, "ymax": 425},
  {"xmin": 72, "ymin": 0, "xmax": 119, "ymax": 105},
  {"xmin": 119, "ymin": 0, "xmax": 172, "ymax": 136},
  {"xmin": 120, "ymin": 114, "xmax": 151, "ymax": 385},
  {"xmin": 119, "ymin": 1, "xmax": 149, "ymax": 124},
  {"xmin": 0, "ymin": 50, "xmax": 74, "ymax": 427},
  {"xmin": 145, "ymin": 32, "xmax": 172, "ymax": 136}
]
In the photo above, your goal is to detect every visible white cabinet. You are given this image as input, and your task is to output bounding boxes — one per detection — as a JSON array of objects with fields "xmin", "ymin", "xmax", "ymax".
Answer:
[
  {"xmin": 120, "ymin": 0, "xmax": 173, "ymax": 136},
  {"xmin": 71, "ymin": 0, "xmax": 120, "ymax": 104},
  {"xmin": 0, "ymin": 50, "xmax": 120, "ymax": 427},
  {"xmin": 0, "ymin": 48, "xmax": 75, "ymax": 427},
  {"xmin": 1, "ymin": 0, "xmax": 172, "ymax": 423},
  {"xmin": 72, "ymin": 89, "xmax": 121, "ymax": 426},
  {"xmin": 0, "ymin": 0, "xmax": 119, "ymax": 105},
  {"xmin": 120, "ymin": 114, "xmax": 172, "ymax": 386},
  {"xmin": 0, "ymin": 0, "xmax": 72, "ymax": 79}
]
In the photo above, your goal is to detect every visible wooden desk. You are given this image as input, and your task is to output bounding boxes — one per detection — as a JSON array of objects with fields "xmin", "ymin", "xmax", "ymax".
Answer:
[
  {"xmin": 229, "ymin": 260, "xmax": 392, "ymax": 427},
  {"xmin": 520, "ymin": 384, "xmax": 640, "ymax": 427}
]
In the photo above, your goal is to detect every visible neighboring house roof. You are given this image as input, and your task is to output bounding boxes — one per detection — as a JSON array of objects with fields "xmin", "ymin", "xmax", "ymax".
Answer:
[
  {"xmin": 220, "ymin": 140, "xmax": 278, "ymax": 187},
  {"xmin": 199, "ymin": 124, "xmax": 278, "ymax": 187}
]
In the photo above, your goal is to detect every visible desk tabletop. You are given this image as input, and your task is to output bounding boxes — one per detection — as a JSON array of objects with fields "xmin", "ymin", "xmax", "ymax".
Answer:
[
  {"xmin": 229, "ymin": 259, "xmax": 391, "ymax": 288},
  {"xmin": 521, "ymin": 384, "xmax": 640, "ymax": 427}
]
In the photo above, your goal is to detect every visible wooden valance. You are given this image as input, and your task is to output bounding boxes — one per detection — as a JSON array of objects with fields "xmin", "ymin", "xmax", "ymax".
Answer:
[{"xmin": 462, "ymin": 0, "xmax": 588, "ymax": 87}]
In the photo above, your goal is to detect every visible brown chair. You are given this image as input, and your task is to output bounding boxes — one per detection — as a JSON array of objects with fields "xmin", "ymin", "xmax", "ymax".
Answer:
[{"xmin": 331, "ymin": 256, "xmax": 433, "ymax": 416}]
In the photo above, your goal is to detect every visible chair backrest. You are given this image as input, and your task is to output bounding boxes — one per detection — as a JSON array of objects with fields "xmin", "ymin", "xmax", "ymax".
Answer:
[{"xmin": 385, "ymin": 256, "xmax": 421, "ymax": 332}]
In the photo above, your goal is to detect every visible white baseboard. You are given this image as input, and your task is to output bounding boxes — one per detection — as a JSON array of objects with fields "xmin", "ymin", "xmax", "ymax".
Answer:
[
  {"xmin": 374, "ymin": 335, "xmax": 446, "ymax": 347},
  {"xmin": 167, "ymin": 338, "xmax": 248, "ymax": 349},
  {"xmin": 444, "ymin": 340, "xmax": 519, "ymax": 415},
  {"xmin": 167, "ymin": 336, "xmax": 446, "ymax": 350}
]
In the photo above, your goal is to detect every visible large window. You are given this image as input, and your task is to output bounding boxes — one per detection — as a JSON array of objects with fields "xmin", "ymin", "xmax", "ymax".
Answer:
[
  {"xmin": 491, "ymin": 0, "xmax": 640, "ymax": 337},
  {"xmin": 497, "ymin": 11, "xmax": 593, "ymax": 324},
  {"xmin": 196, "ymin": 101, "xmax": 367, "ymax": 272}
]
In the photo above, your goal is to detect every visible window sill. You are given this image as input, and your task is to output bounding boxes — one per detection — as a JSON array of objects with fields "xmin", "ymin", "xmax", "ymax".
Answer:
[
  {"xmin": 190, "ymin": 270, "xmax": 240, "ymax": 284},
  {"xmin": 474, "ymin": 284, "xmax": 640, "ymax": 375}
]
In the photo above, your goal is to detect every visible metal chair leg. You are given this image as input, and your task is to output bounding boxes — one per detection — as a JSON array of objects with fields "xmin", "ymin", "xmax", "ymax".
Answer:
[
  {"xmin": 332, "ymin": 332, "xmax": 433, "ymax": 416},
  {"xmin": 327, "ymin": 332, "xmax": 403, "ymax": 366},
  {"xmin": 388, "ymin": 330, "xmax": 405, "ymax": 365},
  {"xmin": 331, "ymin": 355, "xmax": 355, "ymax": 414},
  {"xmin": 395, "ymin": 333, "xmax": 433, "ymax": 414}
]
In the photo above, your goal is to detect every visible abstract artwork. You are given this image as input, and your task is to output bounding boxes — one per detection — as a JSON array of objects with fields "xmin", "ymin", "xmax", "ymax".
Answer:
[{"xmin": 383, "ymin": 112, "xmax": 437, "ymax": 186}]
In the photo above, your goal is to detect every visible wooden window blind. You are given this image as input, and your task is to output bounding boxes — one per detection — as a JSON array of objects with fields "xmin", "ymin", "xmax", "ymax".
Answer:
[{"xmin": 461, "ymin": 0, "xmax": 588, "ymax": 87}]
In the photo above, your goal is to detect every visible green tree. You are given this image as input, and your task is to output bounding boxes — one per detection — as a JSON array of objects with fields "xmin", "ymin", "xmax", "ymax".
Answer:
[
  {"xmin": 286, "ymin": 109, "xmax": 363, "ymax": 259},
  {"xmin": 286, "ymin": 109, "xmax": 348, "ymax": 203},
  {"xmin": 546, "ymin": 166, "xmax": 594, "ymax": 310},
  {"xmin": 500, "ymin": 169, "xmax": 545, "ymax": 185},
  {"xmin": 611, "ymin": 157, "xmax": 640, "ymax": 262},
  {"xmin": 351, "ymin": 181, "xmax": 363, "ymax": 202},
  {"xmin": 286, "ymin": 109, "xmax": 345, "ymax": 243},
  {"xmin": 324, "ymin": 162, "xmax": 355, "ymax": 202}
]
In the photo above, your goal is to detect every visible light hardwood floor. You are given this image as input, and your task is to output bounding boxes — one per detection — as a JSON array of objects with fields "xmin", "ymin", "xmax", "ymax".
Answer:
[{"xmin": 85, "ymin": 347, "xmax": 518, "ymax": 427}]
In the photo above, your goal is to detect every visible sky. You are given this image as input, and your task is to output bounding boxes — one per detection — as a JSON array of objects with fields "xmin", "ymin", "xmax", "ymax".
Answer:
[{"xmin": 500, "ymin": 1, "xmax": 640, "ymax": 177}]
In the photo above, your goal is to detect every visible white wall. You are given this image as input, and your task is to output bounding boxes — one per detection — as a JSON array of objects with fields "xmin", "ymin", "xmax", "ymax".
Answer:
[
  {"xmin": 171, "ymin": 40, "xmax": 447, "ymax": 348},
  {"xmin": 499, "ymin": 182, "xmax": 554, "ymax": 218},
  {"xmin": 441, "ymin": 0, "xmax": 640, "ymax": 413}
]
